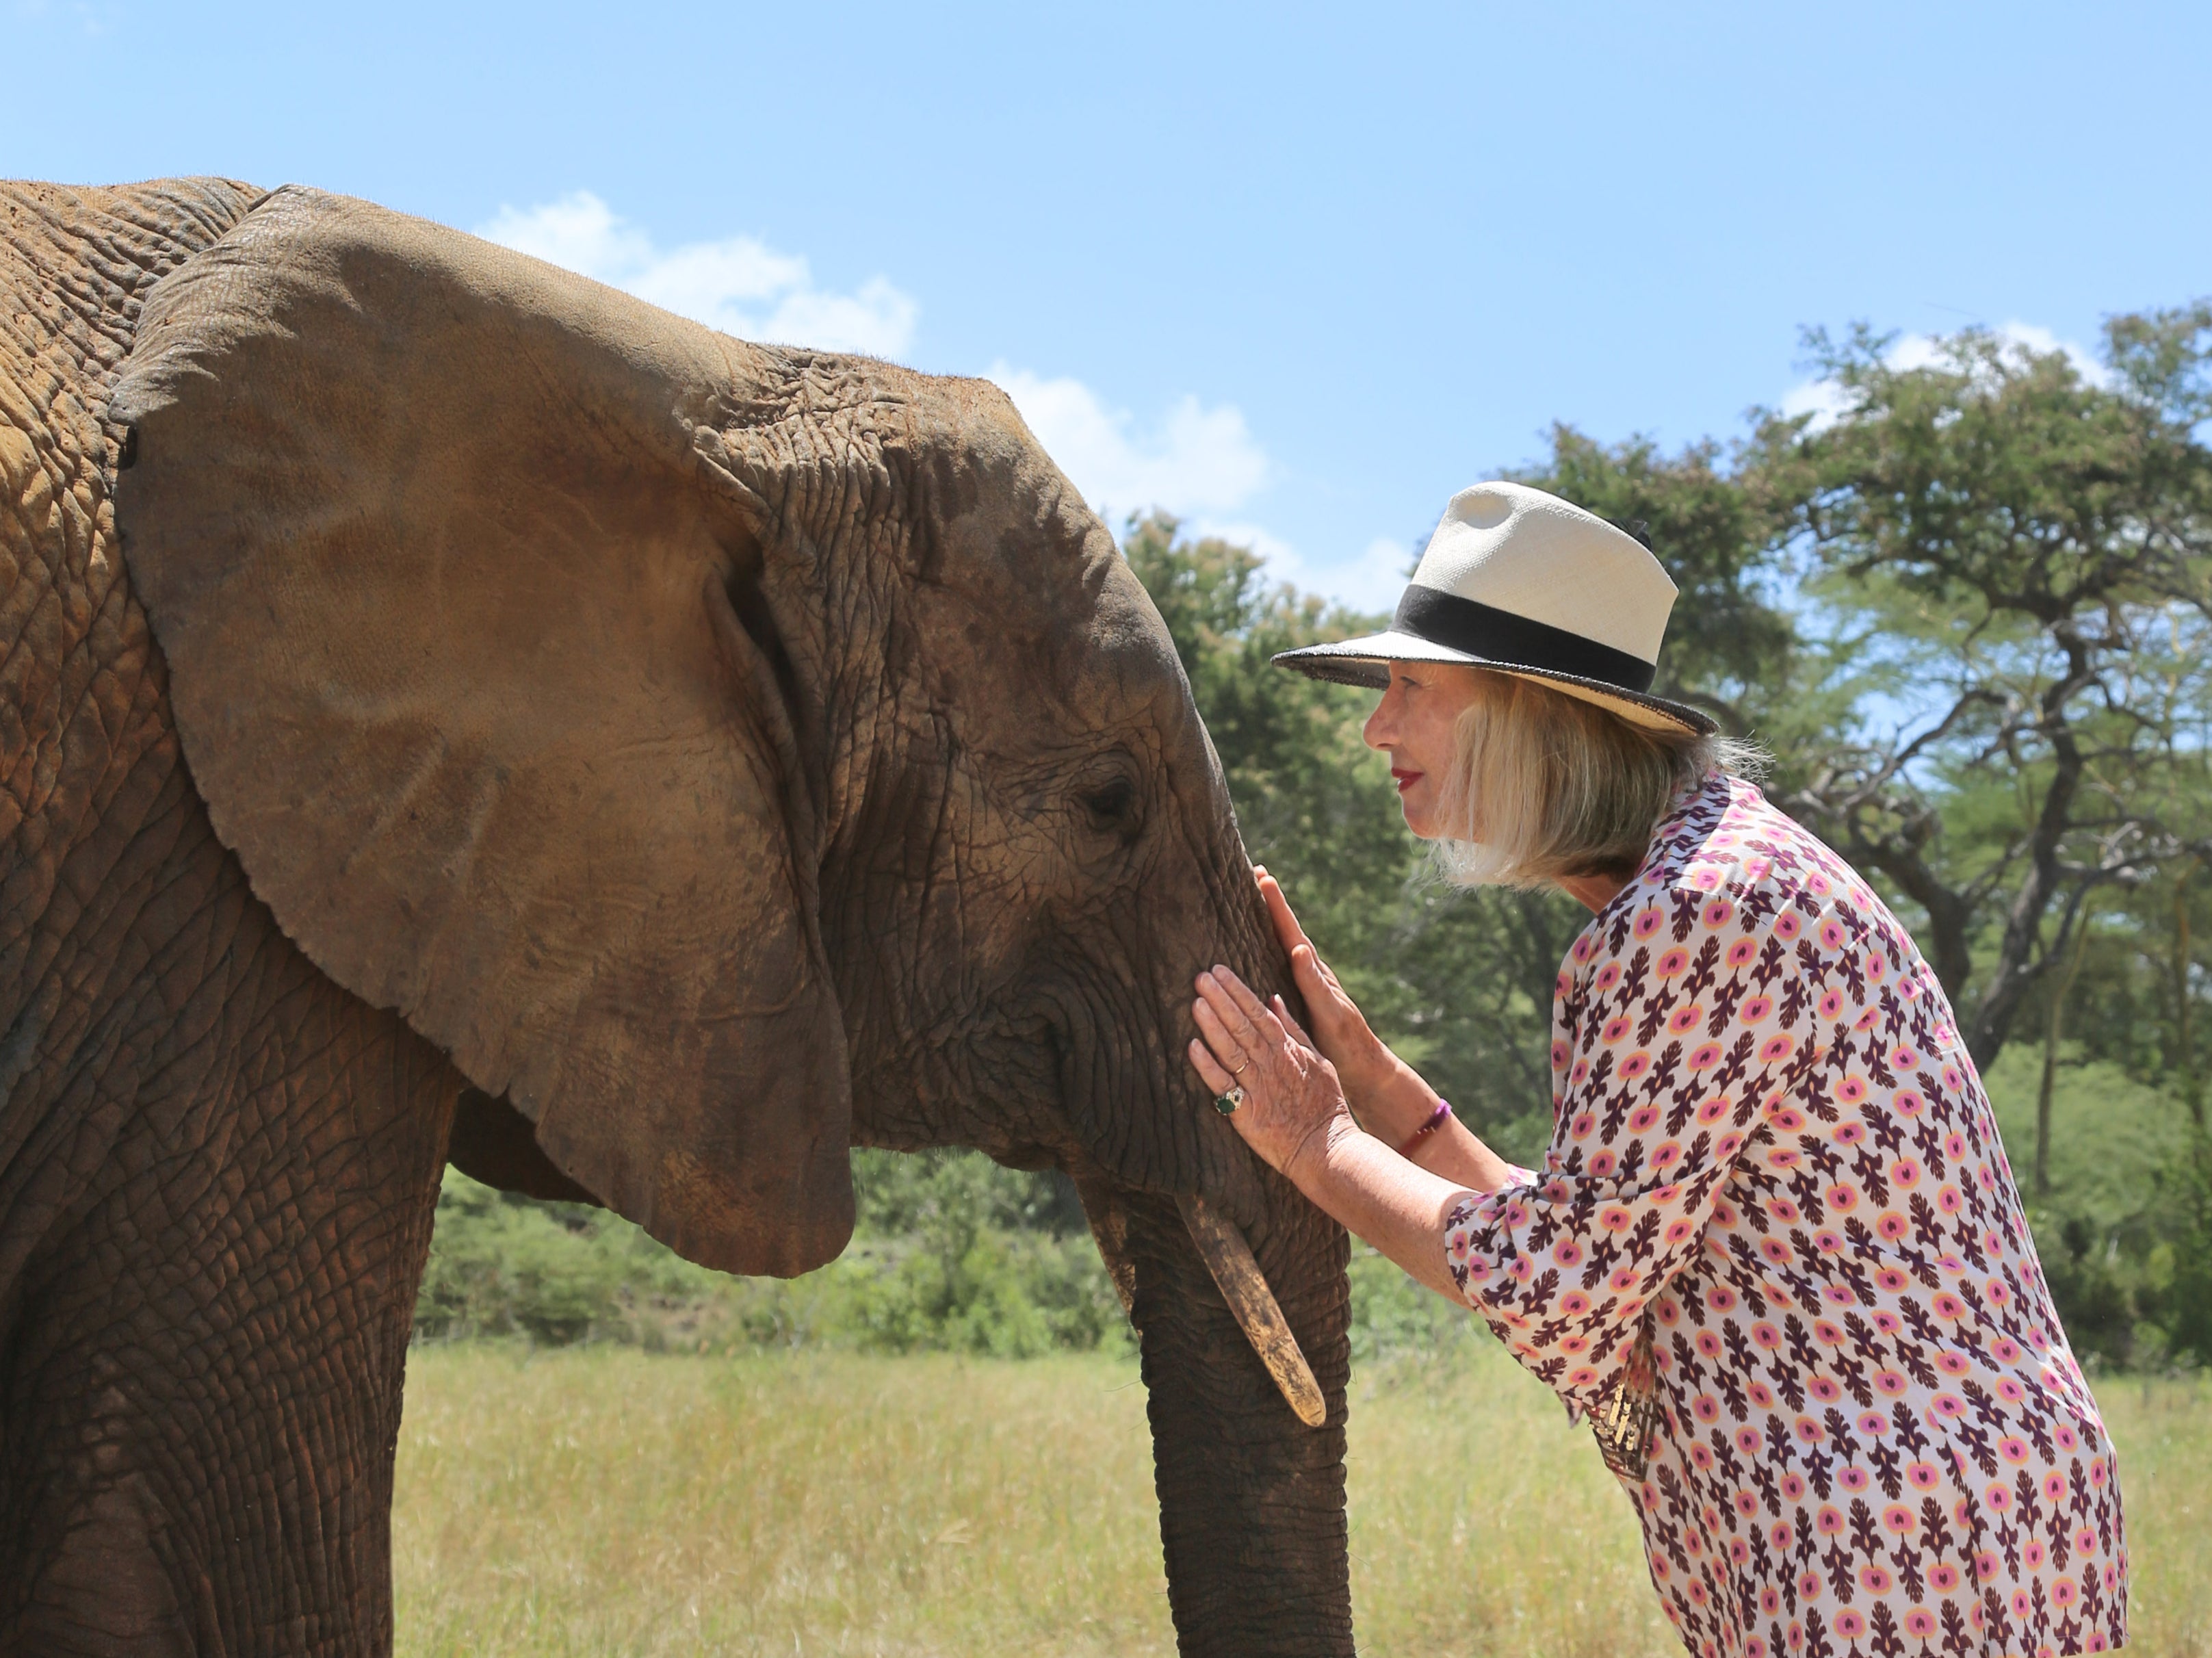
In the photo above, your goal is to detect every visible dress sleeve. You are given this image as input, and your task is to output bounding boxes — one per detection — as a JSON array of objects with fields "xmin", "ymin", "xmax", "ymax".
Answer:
[{"xmin": 1444, "ymin": 884, "xmax": 1765, "ymax": 1415}]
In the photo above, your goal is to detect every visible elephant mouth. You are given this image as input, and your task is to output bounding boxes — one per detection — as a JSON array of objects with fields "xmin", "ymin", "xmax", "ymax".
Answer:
[{"xmin": 1176, "ymin": 1193, "xmax": 1327, "ymax": 1427}]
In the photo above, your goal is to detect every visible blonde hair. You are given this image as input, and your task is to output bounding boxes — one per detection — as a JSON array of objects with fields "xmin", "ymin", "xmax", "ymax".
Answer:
[{"xmin": 1430, "ymin": 670, "xmax": 1765, "ymax": 889}]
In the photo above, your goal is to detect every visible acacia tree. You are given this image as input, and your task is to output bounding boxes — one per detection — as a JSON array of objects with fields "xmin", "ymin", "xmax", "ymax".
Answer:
[{"xmin": 1754, "ymin": 305, "xmax": 2212, "ymax": 1072}]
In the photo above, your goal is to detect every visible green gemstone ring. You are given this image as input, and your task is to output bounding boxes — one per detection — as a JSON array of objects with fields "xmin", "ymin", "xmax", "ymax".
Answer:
[{"xmin": 1214, "ymin": 1089, "xmax": 1244, "ymax": 1115}]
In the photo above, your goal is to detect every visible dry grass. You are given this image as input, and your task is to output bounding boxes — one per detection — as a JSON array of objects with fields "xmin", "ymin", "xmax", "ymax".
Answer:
[
  {"xmin": 393, "ymin": 1349, "xmax": 1166, "ymax": 1657},
  {"xmin": 1340, "ymin": 1348, "xmax": 1673, "ymax": 1657},
  {"xmin": 2108, "ymin": 1369, "xmax": 2212, "ymax": 1657},
  {"xmin": 393, "ymin": 1342, "xmax": 2212, "ymax": 1657}
]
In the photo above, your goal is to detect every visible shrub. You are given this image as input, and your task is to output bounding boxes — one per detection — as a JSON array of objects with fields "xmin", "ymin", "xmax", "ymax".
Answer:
[{"xmin": 415, "ymin": 1152, "xmax": 1131, "ymax": 1357}]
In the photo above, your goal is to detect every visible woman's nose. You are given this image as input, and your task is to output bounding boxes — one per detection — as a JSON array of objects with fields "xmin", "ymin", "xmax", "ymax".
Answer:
[{"xmin": 1362, "ymin": 685, "xmax": 1397, "ymax": 750}]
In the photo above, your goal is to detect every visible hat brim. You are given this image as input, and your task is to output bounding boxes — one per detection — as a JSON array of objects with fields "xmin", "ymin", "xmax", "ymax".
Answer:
[{"xmin": 1271, "ymin": 631, "xmax": 1718, "ymax": 737}]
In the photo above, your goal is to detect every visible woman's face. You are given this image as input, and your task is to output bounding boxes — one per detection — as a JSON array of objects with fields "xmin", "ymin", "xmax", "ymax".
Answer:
[{"xmin": 1362, "ymin": 661, "xmax": 1486, "ymax": 838}]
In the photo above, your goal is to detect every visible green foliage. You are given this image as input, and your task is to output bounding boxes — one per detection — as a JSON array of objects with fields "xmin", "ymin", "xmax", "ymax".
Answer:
[
  {"xmin": 1734, "ymin": 307, "xmax": 2212, "ymax": 1362},
  {"xmin": 1751, "ymin": 314, "xmax": 2212, "ymax": 1061},
  {"xmin": 1980, "ymin": 1046, "xmax": 2195, "ymax": 1369},
  {"xmin": 415, "ymin": 1170, "xmax": 723, "ymax": 1346},
  {"xmin": 1344, "ymin": 1245, "xmax": 1479, "ymax": 1364},
  {"xmin": 1118, "ymin": 359, "xmax": 2212, "ymax": 1366},
  {"xmin": 418, "ymin": 1150, "xmax": 1474, "ymax": 1362},
  {"xmin": 417, "ymin": 1152, "xmax": 1129, "ymax": 1358},
  {"xmin": 831, "ymin": 1150, "xmax": 1127, "ymax": 1358},
  {"xmin": 2159, "ymin": 1134, "xmax": 2212, "ymax": 1364}
]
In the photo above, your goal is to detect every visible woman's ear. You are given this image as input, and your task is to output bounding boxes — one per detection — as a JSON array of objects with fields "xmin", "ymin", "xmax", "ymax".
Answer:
[{"xmin": 111, "ymin": 186, "xmax": 854, "ymax": 1276}]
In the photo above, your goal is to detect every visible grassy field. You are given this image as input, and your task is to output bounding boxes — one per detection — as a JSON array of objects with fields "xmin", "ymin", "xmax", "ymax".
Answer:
[{"xmin": 393, "ymin": 1338, "xmax": 2212, "ymax": 1657}]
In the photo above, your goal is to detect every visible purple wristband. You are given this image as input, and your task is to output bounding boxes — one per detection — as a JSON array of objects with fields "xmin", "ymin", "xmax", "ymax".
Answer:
[{"xmin": 1394, "ymin": 1100, "xmax": 1453, "ymax": 1158}]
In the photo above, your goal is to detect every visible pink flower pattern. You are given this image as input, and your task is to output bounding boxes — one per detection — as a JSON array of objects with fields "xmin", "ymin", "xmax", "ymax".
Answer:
[{"xmin": 1443, "ymin": 773, "xmax": 2126, "ymax": 1658}]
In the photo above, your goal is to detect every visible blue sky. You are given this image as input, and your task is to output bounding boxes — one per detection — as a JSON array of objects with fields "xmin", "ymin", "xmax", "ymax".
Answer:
[{"xmin": 10, "ymin": 1, "xmax": 2209, "ymax": 610}]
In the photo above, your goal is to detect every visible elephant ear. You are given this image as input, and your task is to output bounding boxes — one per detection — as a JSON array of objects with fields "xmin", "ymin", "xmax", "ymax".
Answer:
[{"xmin": 109, "ymin": 187, "xmax": 853, "ymax": 1277}]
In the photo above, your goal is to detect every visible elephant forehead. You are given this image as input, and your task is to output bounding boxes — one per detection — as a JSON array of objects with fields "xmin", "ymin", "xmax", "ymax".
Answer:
[{"xmin": 900, "ymin": 550, "xmax": 1185, "ymax": 736}]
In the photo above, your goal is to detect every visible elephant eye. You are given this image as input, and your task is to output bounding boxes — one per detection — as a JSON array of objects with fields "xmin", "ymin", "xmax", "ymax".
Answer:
[{"xmin": 1079, "ymin": 774, "xmax": 1141, "ymax": 838}]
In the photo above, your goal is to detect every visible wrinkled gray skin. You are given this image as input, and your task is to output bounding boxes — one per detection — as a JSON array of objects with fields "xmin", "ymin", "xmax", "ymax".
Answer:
[{"xmin": 0, "ymin": 181, "xmax": 1353, "ymax": 1655}]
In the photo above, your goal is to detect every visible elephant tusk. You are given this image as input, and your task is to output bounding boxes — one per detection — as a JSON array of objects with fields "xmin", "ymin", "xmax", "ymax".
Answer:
[{"xmin": 1176, "ymin": 1193, "xmax": 1327, "ymax": 1429}]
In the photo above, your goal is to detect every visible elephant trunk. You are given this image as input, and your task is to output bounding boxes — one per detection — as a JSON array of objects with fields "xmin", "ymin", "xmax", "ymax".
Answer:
[{"xmin": 1079, "ymin": 1173, "xmax": 1354, "ymax": 1657}]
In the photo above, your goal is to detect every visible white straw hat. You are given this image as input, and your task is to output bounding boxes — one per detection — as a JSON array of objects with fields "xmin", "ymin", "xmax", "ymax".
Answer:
[{"xmin": 1272, "ymin": 480, "xmax": 1715, "ymax": 736}]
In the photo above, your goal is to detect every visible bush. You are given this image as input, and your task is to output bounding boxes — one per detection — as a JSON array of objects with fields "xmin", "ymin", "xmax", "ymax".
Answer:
[
  {"xmin": 2149, "ymin": 1132, "xmax": 2212, "ymax": 1366},
  {"xmin": 415, "ymin": 1146, "xmax": 1507, "ymax": 1364},
  {"xmin": 413, "ymin": 1169, "xmax": 742, "ymax": 1346},
  {"xmin": 415, "ymin": 1150, "xmax": 1132, "ymax": 1357},
  {"xmin": 1977, "ymin": 1045, "xmax": 2212, "ymax": 1369},
  {"xmin": 1346, "ymin": 1246, "xmax": 1477, "ymax": 1365}
]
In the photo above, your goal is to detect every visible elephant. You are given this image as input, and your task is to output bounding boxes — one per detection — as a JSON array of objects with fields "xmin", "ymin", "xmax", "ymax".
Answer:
[{"xmin": 0, "ymin": 179, "xmax": 1355, "ymax": 1657}]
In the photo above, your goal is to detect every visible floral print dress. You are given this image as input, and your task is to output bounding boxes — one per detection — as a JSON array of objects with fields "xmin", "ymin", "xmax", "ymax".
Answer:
[{"xmin": 1443, "ymin": 773, "xmax": 2126, "ymax": 1658}]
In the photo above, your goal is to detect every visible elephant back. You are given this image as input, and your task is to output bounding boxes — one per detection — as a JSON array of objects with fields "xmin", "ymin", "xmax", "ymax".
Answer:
[
  {"xmin": 0, "ymin": 179, "xmax": 265, "ymax": 1279},
  {"xmin": 0, "ymin": 177, "xmax": 263, "ymax": 860}
]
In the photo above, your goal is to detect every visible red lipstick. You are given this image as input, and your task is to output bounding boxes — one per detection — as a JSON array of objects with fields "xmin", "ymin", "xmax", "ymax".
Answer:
[{"xmin": 1391, "ymin": 767, "xmax": 1422, "ymax": 793}]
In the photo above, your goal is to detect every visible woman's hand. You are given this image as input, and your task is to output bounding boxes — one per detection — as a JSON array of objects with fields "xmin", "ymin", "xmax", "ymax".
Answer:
[
  {"xmin": 1187, "ymin": 958, "xmax": 1485, "ymax": 1304},
  {"xmin": 1253, "ymin": 866, "xmax": 1394, "ymax": 1109},
  {"xmin": 1187, "ymin": 964, "xmax": 1355, "ymax": 1186}
]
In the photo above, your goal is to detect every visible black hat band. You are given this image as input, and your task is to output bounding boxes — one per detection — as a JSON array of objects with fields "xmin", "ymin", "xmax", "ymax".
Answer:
[{"xmin": 1392, "ymin": 584, "xmax": 1657, "ymax": 694}]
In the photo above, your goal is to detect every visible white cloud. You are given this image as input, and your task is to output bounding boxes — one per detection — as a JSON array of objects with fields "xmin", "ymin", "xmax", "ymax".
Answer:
[
  {"xmin": 1329, "ymin": 535, "xmax": 1420, "ymax": 614},
  {"xmin": 1780, "ymin": 320, "xmax": 2111, "ymax": 431},
  {"xmin": 473, "ymin": 197, "xmax": 1419, "ymax": 612},
  {"xmin": 12, "ymin": 0, "xmax": 114, "ymax": 29},
  {"xmin": 475, "ymin": 192, "xmax": 918, "ymax": 359},
  {"xmin": 1971, "ymin": 322, "xmax": 2109, "ymax": 386},
  {"xmin": 1778, "ymin": 376, "xmax": 1853, "ymax": 429},
  {"xmin": 986, "ymin": 362, "xmax": 1418, "ymax": 613},
  {"xmin": 1227, "ymin": 531, "xmax": 1410, "ymax": 618},
  {"xmin": 1184, "ymin": 519, "xmax": 1297, "ymax": 568},
  {"xmin": 985, "ymin": 363, "xmax": 1271, "ymax": 521}
]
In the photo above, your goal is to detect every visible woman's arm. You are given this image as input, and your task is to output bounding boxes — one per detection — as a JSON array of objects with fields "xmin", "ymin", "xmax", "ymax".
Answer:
[
  {"xmin": 1349, "ymin": 1061, "xmax": 1522, "ymax": 1199},
  {"xmin": 1187, "ymin": 961, "xmax": 1501, "ymax": 1299},
  {"xmin": 1252, "ymin": 868, "xmax": 1520, "ymax": 1196}
]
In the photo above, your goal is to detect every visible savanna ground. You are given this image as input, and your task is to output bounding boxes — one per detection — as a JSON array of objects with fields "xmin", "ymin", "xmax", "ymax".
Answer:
[{"xmin": 392, "ymin": 1327, "xmax": 2212, "ymax": 1658}]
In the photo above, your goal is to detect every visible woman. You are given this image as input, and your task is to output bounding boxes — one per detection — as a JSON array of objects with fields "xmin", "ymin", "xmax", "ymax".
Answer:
[{"xmin": 1188, "ymin": 482, "xmax": 2126, "ymax": 1658}]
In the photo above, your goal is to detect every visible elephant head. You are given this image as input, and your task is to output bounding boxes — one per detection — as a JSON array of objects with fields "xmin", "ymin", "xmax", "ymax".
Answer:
[{"xmin": 109, "ymin": 187, "xmax": 1352, "ymax": 1655}]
